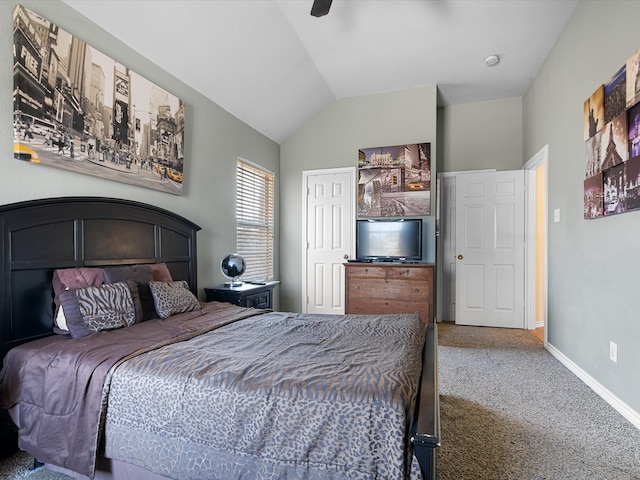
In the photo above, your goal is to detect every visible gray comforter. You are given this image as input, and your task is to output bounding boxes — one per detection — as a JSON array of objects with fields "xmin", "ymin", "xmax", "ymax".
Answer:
[{"xmin": 104, "ymin": 310, "xmax": 426, "ymax": 479}]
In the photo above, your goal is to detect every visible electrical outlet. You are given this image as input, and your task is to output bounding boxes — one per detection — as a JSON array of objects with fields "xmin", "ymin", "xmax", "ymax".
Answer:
[{"xmin": 609, "ymin": 341, "xmax": 618, "ymax": 363}]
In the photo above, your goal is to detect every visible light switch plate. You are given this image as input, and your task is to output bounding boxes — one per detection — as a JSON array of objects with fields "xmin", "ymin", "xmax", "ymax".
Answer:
[
  {"xmin": 553, "ymin": 208, "xmax": 560, "ymax": 223},
  {"xmin": 610, "ymin": 341, "xmax": 618, "ymax": 363}
]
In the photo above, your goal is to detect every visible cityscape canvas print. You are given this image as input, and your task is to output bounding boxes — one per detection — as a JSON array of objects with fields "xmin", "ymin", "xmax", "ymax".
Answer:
[
  {"xmin": 12, "ymin": 4, "xmax": 185, "ymax": 195},
  {"xmin": 583, "ymin": 46, "xmax": 640, "ymax": 218},
  {"xmin": 357, "ymin": 143, "xmax": 431, "ymax": 217}
]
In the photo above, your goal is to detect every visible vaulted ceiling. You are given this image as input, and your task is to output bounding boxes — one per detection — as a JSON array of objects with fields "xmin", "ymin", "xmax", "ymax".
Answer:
[{"xmin": 62, "ymin": 0, "xmax": 579, "ymax": 144}]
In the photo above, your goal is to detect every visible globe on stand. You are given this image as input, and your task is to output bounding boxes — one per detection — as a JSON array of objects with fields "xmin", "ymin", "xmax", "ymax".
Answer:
[{"xmin": 220, "ymin": 253, "xmax": 246, "ymax": 287}]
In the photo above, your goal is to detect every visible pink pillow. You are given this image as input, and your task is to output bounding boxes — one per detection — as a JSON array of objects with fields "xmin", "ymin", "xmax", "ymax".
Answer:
[{"xmin": 148, "ymin": 263, "xmax": 173, "ymax": 282}]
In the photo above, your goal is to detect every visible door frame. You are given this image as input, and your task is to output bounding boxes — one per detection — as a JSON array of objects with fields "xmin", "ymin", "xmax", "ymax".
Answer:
[
  {"xmin": 301, "ymin": 167, "xmax": 356, "ymax": 313},
  {"xmin": 523, "ymin": 145, "xmax": 549, "ymax": 334},
  {"xmin": 435, "ymin": 172, "xmax": 452, "ymax": 323}
]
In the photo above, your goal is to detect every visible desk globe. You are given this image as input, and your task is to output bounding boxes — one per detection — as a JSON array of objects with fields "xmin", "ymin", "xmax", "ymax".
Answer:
[{"xmin": 220, "ymin": 253, "xmax": 246, "ymax": 286}]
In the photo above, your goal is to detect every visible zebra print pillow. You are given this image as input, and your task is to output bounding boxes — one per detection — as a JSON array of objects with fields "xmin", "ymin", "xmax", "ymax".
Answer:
[{"xmin": 59, "ymin": 280, "xmax": 142, "ymax": 339}]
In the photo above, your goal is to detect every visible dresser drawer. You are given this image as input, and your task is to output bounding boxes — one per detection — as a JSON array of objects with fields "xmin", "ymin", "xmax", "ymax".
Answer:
[
  {"xmin": 347, "ymin": 299, "xmax": 430, "ymax": 322},
  {"xmin": 385, "ymin": 266, "xmax": 433, "ymax": 281},
  {"xmin": 347, "ymin": 279, "xmax": 431, "ymax": 302},
  {"xmin": 345, "ymin": 265, "xmax": 433, "ymax": 281},
  {"xmin": 344, "ymin": 265, "xmax": 388, "ymax": 278}
]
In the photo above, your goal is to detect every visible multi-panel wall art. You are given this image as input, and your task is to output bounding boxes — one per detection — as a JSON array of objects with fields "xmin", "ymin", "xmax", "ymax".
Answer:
[
  {"xmin": 357, "ymin": 143, "xmax": 431, "ymax": 217},
  {"xmin": 12, "ymin": 4, "xmax": 185, "ymax": 195},
  {"xmin": 583, "ymin": 48, "xmax": 640, "ymax": 218}
]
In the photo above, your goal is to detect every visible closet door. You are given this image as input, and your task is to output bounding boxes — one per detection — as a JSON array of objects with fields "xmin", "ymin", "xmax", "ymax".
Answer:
[{"xmin": 303, "ymin": 168, "xmax": 355, "ymax": 314}]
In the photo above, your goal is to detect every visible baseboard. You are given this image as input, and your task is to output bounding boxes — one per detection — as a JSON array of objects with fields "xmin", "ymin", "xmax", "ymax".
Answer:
[{"xmin": 546, "ymin": 342, "xmax": 640, "ymax": 430}]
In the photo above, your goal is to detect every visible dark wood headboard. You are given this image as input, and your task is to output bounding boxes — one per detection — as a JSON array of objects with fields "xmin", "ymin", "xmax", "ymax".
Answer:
[{"xmin": 0, "ymin": 197, "xmax": 201, "ymax": 360}]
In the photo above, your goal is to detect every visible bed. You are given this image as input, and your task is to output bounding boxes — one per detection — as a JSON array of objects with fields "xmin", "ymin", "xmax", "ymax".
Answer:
[{"xmin": 0, "ymin": 197, "xmax": 440, "ymax": 480}]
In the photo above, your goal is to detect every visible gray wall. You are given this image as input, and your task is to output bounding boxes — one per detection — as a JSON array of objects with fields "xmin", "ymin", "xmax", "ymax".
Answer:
[
  {"xmin": 438, "ymin": 97, "xmax": 524, "ymax": 172},
  {"xmin": 280, "ymin": 86, "xmax": 438, "ymax": 312},
  {"xmin": 524, "ymin": 0, "xmax": 640, "ymax": 414},
  {"xmin": 1, "ymin": 1, "xmax": 280, "ymax": 302}
]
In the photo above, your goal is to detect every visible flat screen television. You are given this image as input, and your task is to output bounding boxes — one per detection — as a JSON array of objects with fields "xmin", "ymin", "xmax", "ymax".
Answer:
[{"xmin": 356, "ymin": 218, "xmax": 422, "ymax": 261}]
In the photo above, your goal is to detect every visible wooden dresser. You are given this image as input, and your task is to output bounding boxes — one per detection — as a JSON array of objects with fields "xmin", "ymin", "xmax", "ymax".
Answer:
[{"xmin": 344, "ymin": 263, "xmax": 435, "ymax": 323}]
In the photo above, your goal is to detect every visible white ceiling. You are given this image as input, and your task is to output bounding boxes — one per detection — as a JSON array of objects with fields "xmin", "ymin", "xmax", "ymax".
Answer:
[{"xmin": 62, "ymin": 0, "xmax": 579, "ymax": 144}]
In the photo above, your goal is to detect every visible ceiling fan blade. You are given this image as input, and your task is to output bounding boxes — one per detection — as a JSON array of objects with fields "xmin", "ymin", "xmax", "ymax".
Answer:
[{"xmin": 310, "ymin": 0, "xmax": 332, "ymax": 17}]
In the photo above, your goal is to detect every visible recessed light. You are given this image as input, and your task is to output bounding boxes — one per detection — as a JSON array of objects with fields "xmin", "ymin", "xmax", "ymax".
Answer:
[{"xmin": 484, "ymin": 54, "xmax": 500, "ymax": 67}]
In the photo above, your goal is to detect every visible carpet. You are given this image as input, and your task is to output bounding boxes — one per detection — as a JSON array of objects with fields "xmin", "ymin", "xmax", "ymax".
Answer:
[{"xmin": 436, "ymin": 322, "xmax": 640, "ymax": 479}]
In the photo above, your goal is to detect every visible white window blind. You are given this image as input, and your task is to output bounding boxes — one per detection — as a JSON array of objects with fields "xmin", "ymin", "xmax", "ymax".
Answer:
[{"xmin": 236, "ymin": 159, "xmax": 275, "ymax": 281}]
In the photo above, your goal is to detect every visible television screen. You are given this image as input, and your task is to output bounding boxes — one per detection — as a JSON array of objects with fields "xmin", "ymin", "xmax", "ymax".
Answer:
[{"xmin": 356, "ymin": 219, "xmax": 422, "ymax": 261}]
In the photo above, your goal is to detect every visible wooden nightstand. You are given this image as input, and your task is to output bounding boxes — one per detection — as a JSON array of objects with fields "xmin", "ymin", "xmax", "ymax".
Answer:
[{"xmin": 205, "ymin": 281, "xmax": 279, "ymax": 309}]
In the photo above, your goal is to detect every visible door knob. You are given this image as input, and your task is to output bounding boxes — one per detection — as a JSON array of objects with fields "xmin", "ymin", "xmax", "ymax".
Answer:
[
  {"xmin": 344, "ymin": 254, "xmax": 349, "ymax": 259},
  {"xmin": 457, "ymin": 254, "xmax": 464, "ymax": 260}
]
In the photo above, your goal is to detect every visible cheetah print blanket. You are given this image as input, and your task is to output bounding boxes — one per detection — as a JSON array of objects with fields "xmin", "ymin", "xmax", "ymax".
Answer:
[{"xmin": 104, "ymin": 311, "xmax": 426, "ymax": 479}]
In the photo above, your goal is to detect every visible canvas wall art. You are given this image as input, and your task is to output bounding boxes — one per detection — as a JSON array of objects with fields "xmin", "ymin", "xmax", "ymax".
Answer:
[
  {"xmin": 357, "ymin": 143, "xmax": 431, "ymax": 217},
  {"xmin": 12, "ymin": 4, "xmax": 185, "ymax": 195},
  {"xmin": 583, "ymin": 85, "xmax": 604, "ymax": 142},
  {"xmin": 584, "ymin": 173, "xmax": 603, "ymax": 219},
  {"xmin": 583, "ymin": 46, "xmax": 640, "ymax": 218}
]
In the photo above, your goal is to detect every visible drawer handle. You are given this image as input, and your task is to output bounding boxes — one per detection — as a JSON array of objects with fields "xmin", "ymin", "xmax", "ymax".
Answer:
[
  {"xmin": 414, "ymin": 288, "xmax": 419, "ymax": 293},
  {"xmin": 354, "ymin": 285, "xmax": 360, "ymax": 291}
]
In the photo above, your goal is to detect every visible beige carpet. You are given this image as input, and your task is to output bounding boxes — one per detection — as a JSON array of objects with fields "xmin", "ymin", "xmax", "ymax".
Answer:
[{"xmin": 436, "ymin": 322, "xmax": 640, "ymax": 479}]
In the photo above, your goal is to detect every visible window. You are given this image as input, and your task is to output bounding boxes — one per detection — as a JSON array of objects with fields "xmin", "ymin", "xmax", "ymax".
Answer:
[{"xmin": 236, "ymin": 158, "xmax": 275, "ymax": 281}]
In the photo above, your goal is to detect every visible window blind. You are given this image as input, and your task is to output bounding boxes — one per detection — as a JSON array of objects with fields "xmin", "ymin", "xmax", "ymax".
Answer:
[{"xmin": 236, "ymin": 159, "xmax": 274, "ymax": 281}]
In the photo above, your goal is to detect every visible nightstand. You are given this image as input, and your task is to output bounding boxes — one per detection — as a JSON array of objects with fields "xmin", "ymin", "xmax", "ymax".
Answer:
[{"xmin": 205, "ymin": 281, "xmax": 279, "ymax": 309}]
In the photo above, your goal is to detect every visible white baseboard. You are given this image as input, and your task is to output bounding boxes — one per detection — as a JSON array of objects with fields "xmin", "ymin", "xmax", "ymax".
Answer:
[{"xmin": 546, "ymin": 342, "xmax": 640, "ymax": 430}]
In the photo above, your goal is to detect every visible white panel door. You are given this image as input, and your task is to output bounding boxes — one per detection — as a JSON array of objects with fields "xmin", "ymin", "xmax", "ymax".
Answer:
[
  {"xmin": 304, "ymin": 168, "xmax": 355, "ymax": 314},
  {"xmin": 455, "ymin": 170, "xmax": 525, "ymax": 328}
]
